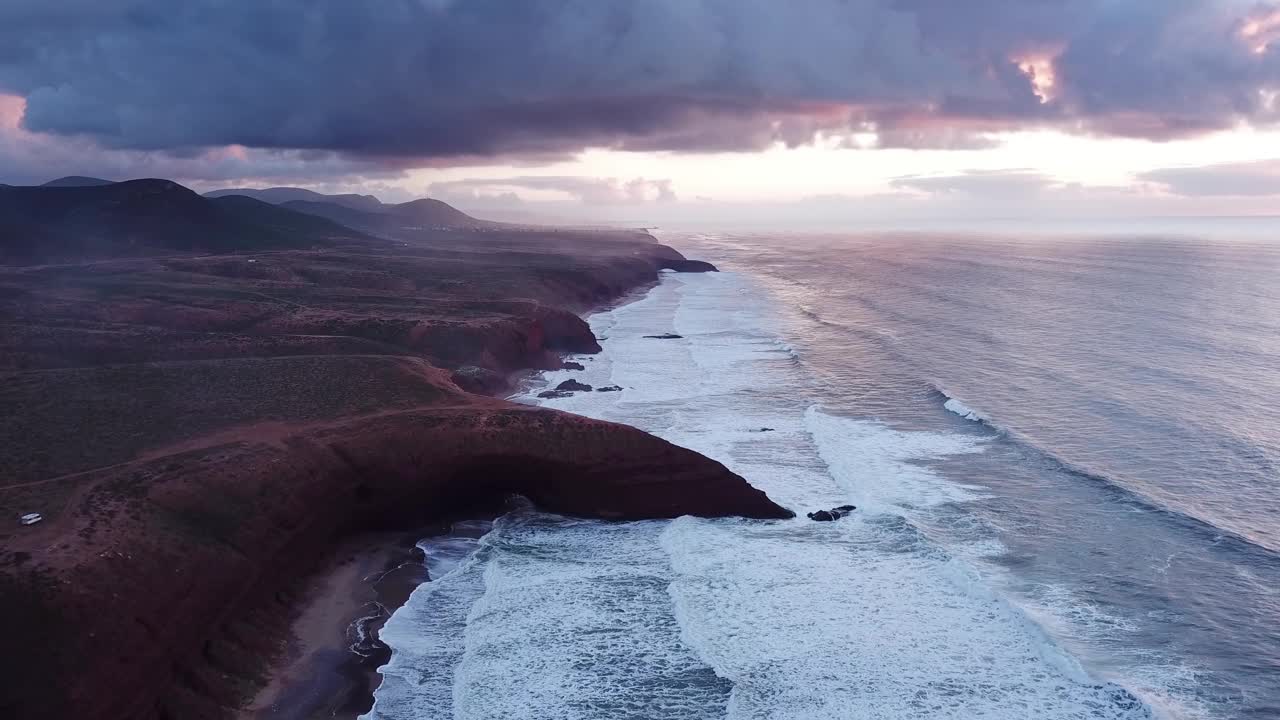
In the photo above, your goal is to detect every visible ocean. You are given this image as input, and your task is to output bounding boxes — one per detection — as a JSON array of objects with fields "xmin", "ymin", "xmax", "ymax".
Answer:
[{"xmin": 364, "ymin": 231, "xmax": 1280, "ymax": 720}]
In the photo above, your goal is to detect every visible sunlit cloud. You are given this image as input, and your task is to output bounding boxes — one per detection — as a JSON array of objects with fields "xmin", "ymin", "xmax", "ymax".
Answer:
[
  {"xmin": 1240, "ymin": 7, "xmax": 1280, "ymax": 54},
  {"xmin": 1014, "ymin": 49, "xmax": 1062, "ymax": 105},
  {"xmin": 429, "ymin": 176, "xmax": 677, "ymax": 205}
]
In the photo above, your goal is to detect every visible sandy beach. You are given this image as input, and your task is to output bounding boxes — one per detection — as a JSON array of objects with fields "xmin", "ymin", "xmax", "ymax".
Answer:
[{"xmin": 242, "ymin": 531, "xmax": 431, "ymax": 720}]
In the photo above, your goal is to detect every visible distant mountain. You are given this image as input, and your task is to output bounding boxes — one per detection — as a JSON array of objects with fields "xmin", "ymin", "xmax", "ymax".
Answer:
[
  {"xmin": 280, "ymin": 197, "xmax": 487, "ymax": 235},
  {"xmin": 386, "ymin": 198, "xmax": 483, "ymax": 227},
  {"xmin": 206, "ymin": 194, "xmax": 377, "ymax": 239},
  {"xmin": 0, "ymin": 179, "xmax": 376, "ymax": 264},
  {"xmin": 41, "ymin": 176, "xmax": 115, "ymax": 188},
  {"xmin": 204, "ymin": 185, "xmax": 486, "ymax": 234},
  {"xmin": 278, "ymin": 200, "xmax": 387, "ymax": 229},
  {"xmin": 203, "ymin": 186, "xmax": 384, "ymax": 212}
]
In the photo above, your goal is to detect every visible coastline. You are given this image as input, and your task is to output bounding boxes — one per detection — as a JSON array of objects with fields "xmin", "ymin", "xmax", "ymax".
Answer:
[
  {"xmin": 0, "ymin": 217, "xmax": 792, "ymax": 720},
  {"xmin": 247, "ymin": 279, "xmax": 668, "ymax": 719},
  {"xmin": 241, "ymin": 515, "xmax": 499, "ymax": 720},
  {"xmin": 504, "ymin": 277, "xmax": 664, "ymax": 401},
  {"xmin": 239, "ymin": 532, "xmax": 418, "ymax": 720}
]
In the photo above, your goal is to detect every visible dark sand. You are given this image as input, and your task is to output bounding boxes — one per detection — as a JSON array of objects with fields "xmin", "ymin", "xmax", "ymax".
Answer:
[
  {"xmin": 242, "ymin": 532, "xmax": 429, "ymax": 720},
  {"xmin": 243, "ymin": 513, "xmax": 503, "ymax": 720}
]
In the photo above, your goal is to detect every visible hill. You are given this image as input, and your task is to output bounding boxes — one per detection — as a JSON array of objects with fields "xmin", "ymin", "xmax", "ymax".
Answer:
[
  {"xmin": 40, "ymin": 176, "xmax": 115, "ymax": 188},
  {"xmin": 278, "ymin": 198, "xmax": 389, "ymax": 230},
  {"xmin": 203, "ymin": 186, "xmax": 383, "ymax": 212},
  {"xmin": 0, "ymin": 179, "xmax": 377, "ymax": 263},
  {"xmin": 278, "ymin": 196, "xmax": 489, "ymax": 235},
  {"xmin": 387, "ymin": 197, "xmax": 484, "ymax": 227},
  {"xmin": 205, "ymin": 185, "xmax": 487, "ymax": 235}
]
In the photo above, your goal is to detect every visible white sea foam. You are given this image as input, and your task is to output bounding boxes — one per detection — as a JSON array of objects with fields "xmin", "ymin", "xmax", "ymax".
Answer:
[
  {"xmin": 804, "ymin": 405, "xmax": 987, "ymax": 512},
  {"xmin": 944, "ymin": 397, "xmax": 985, "ymax": 422},
  {"xmin": 361, "ymin": 527, "xmax": 490, "ymax": 720},
  {"xmin": 662, "ymin": 515, "xmax": 1149, "ymax": 720},
  {"xmin": 368, "ymin": 269, "xmax": 1155, "ymax": 720},
  {"xmin": 451, "ymin": 516, "xmax": 729, "ymax": 720}
]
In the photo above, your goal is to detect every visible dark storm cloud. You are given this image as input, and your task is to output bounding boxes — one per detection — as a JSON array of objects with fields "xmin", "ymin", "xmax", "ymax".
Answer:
[
  {"xmin": 0, "ymin": 95, "xmax": 410, "ymax": 187},
  {"xmin": 0, "ymin": 0, "xmax": 1278, "ymax": 160}
]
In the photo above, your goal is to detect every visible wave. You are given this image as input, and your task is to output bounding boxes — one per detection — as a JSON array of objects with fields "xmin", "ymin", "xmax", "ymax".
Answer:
[
  {"xmin": 929, "ymin": 385, "xmax": 1000, "ymax": 429},
  {"xmin": 797, "ymin": 303, "xmax": 845, "ymax": 329},
  {"xmin": 804, "ymin": 404, "xmax": 986, "ymax": 511},
  {"xmin": 662, "ymin": 430, "xmax": 1155, "ymax": 720},
  {"xmin": 944, "ymin": 397, "xmax": 985, "ymax": 422},
  {"xmin": 927, "ymin": 385, "xmax": 1280, "ymax": 564},
  {"xmin": 363, "ymin": 524, "xmax": 494, "ymax": 720},
  {"xmin": 766, "ymin": 337, "xmax": 802, "ymax": 362},
  {"xmin": 453, "ymin": 513, "xmax": 730, "ymax": 720}
]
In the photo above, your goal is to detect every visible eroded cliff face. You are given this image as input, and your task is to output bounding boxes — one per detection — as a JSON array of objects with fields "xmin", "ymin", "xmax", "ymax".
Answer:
[
  {"xmin": 0, "ymin": 226, "xmax": 787, "ymax": 720},
  {"xmin": 3, "ymin": 399, "xmax": 787, "ymax": 720}
]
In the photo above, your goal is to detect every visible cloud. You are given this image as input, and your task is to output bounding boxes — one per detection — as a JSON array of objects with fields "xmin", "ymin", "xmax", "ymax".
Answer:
[
  {"xmin": 554, "ymin": 174, "xmax": 1275, "ymax": 228},
  {"xmin": 1140, "ymin": 159, "xmax": 1280, "ymax": 196},
  {"xmin": 425, "ymin": 163, "xmax": 1280, "ymax": 226},
  {"xmin": 429, "ymin": 176, "xmax": 677, "ymax": 205},
  {"xmin": 0, "ymin": 94, "xmax": 412, "ymax": 190},
  {"xmin": 0, "ymin": 0, "xmax": 1277, "ymax": 165},
  {"xmin": 890, "ymin": 169, "xmax": 1058, "ymax": 197}
]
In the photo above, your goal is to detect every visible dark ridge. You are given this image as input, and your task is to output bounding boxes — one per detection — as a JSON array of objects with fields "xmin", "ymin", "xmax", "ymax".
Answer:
[
  {"xmin": 279, "ymin": 199, "xmax": 394, "ymax": 231},
  {"xmin": 202, "ymin": 187, "xmax": 483, "ymax": 230},
  {"xmin": 203, "ymin": 186, "xmax": 383, "ymax": 212},
  {"xmin": 0, "ymin": 179, "xmax": 378, "ymax": 263},
  {"xmin": 205, "ymin": 194, "xmax": 375, "ymax": 240},
  {"xmin": 41, "ymin": 176, "xmax": 115, "ymax": 188},
  {"xmin": 385, "ymin": 198, "xmax": 485, "ymax": 228},
  {"xmin": 282, "ymin": 197, "xmax": 487, "ymax": 236}
]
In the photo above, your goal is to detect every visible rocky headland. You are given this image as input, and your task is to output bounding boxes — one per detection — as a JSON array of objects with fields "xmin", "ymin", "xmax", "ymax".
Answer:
[{"xmin": 0, "ymin": 179, "xmax": 789, "ymax": 720}]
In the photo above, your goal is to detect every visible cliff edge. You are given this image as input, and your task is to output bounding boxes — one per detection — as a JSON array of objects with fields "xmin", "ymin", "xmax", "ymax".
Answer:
[{"xmin": 0, "ymin": 191, "xmax": 789, "ymax": 720}]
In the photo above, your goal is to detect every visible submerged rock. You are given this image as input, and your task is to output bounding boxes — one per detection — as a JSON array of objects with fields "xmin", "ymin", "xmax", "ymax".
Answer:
[
  {"xmin": 643, "ymin": 333, "xmax": 683, "ymax": 340},
  {"xmin": 555, "ymin": 379, "xmax": 592, "ymax": 392},
  {"xmin": 596, "ymin": 385, "xmax": 623, "ymax": 392},
  {"xmin": 537, "ymin": 390, "xmax": 573, "ymax": 399},
  {"xmin": 562, "ymin": 361, "xmax": 585, "ymax": 371}
]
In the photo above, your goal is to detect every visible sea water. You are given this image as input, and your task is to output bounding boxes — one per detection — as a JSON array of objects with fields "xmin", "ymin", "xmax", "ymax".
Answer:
[{"xmin": 365, "ymin": 231, "xmax": 1280, "ymax": 719}]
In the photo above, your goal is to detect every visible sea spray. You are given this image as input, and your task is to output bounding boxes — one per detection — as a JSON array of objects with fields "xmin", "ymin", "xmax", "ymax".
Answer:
[{"xmin": 366, "ymin": 269, "xmax": 1158, "ymax": 720}]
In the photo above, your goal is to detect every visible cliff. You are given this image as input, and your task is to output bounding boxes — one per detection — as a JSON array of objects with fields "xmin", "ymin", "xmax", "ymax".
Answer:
[{"xmin": 0, "ymin": 200, "xmax": 790, "ymax": 720}]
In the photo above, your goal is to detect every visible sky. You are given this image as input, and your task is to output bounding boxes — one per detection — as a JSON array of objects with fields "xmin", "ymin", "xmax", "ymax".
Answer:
[{"xmin": 3, "ymin": 0, "xmax": 1280, "ymax": 226}]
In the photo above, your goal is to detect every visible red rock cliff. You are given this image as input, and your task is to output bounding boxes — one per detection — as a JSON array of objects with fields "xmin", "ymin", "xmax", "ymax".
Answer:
[{"xmin": 0, "ymin": 224, "xmax": 790, "ymax": 720}]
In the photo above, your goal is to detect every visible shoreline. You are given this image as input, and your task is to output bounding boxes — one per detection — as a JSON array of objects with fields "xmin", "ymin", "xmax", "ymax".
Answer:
[
  {"xmin": 238, "ymin": 531, "xmax": 424, "ymax": 720},
  {"xmin": 0, "ymin": 208, "xmax": 796, "ymax": 720},
  {"xmin": 249, "ymin": 280, "xmax": 666, "ymax": 719},
  {"xmin": 241, "ymin": 515, "xmax": 492, "ymax": 720}
]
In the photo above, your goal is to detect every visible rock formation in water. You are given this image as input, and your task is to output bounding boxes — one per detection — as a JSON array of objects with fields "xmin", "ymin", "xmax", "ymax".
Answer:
[{"xmin": 807, "ymin": 505, "xmax": 858, "ymax": 522}]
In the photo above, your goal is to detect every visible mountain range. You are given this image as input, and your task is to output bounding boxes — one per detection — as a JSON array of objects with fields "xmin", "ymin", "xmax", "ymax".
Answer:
[{"xmin": 0, "ymin": 177, "xmax": 486, "ymax": 263}]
